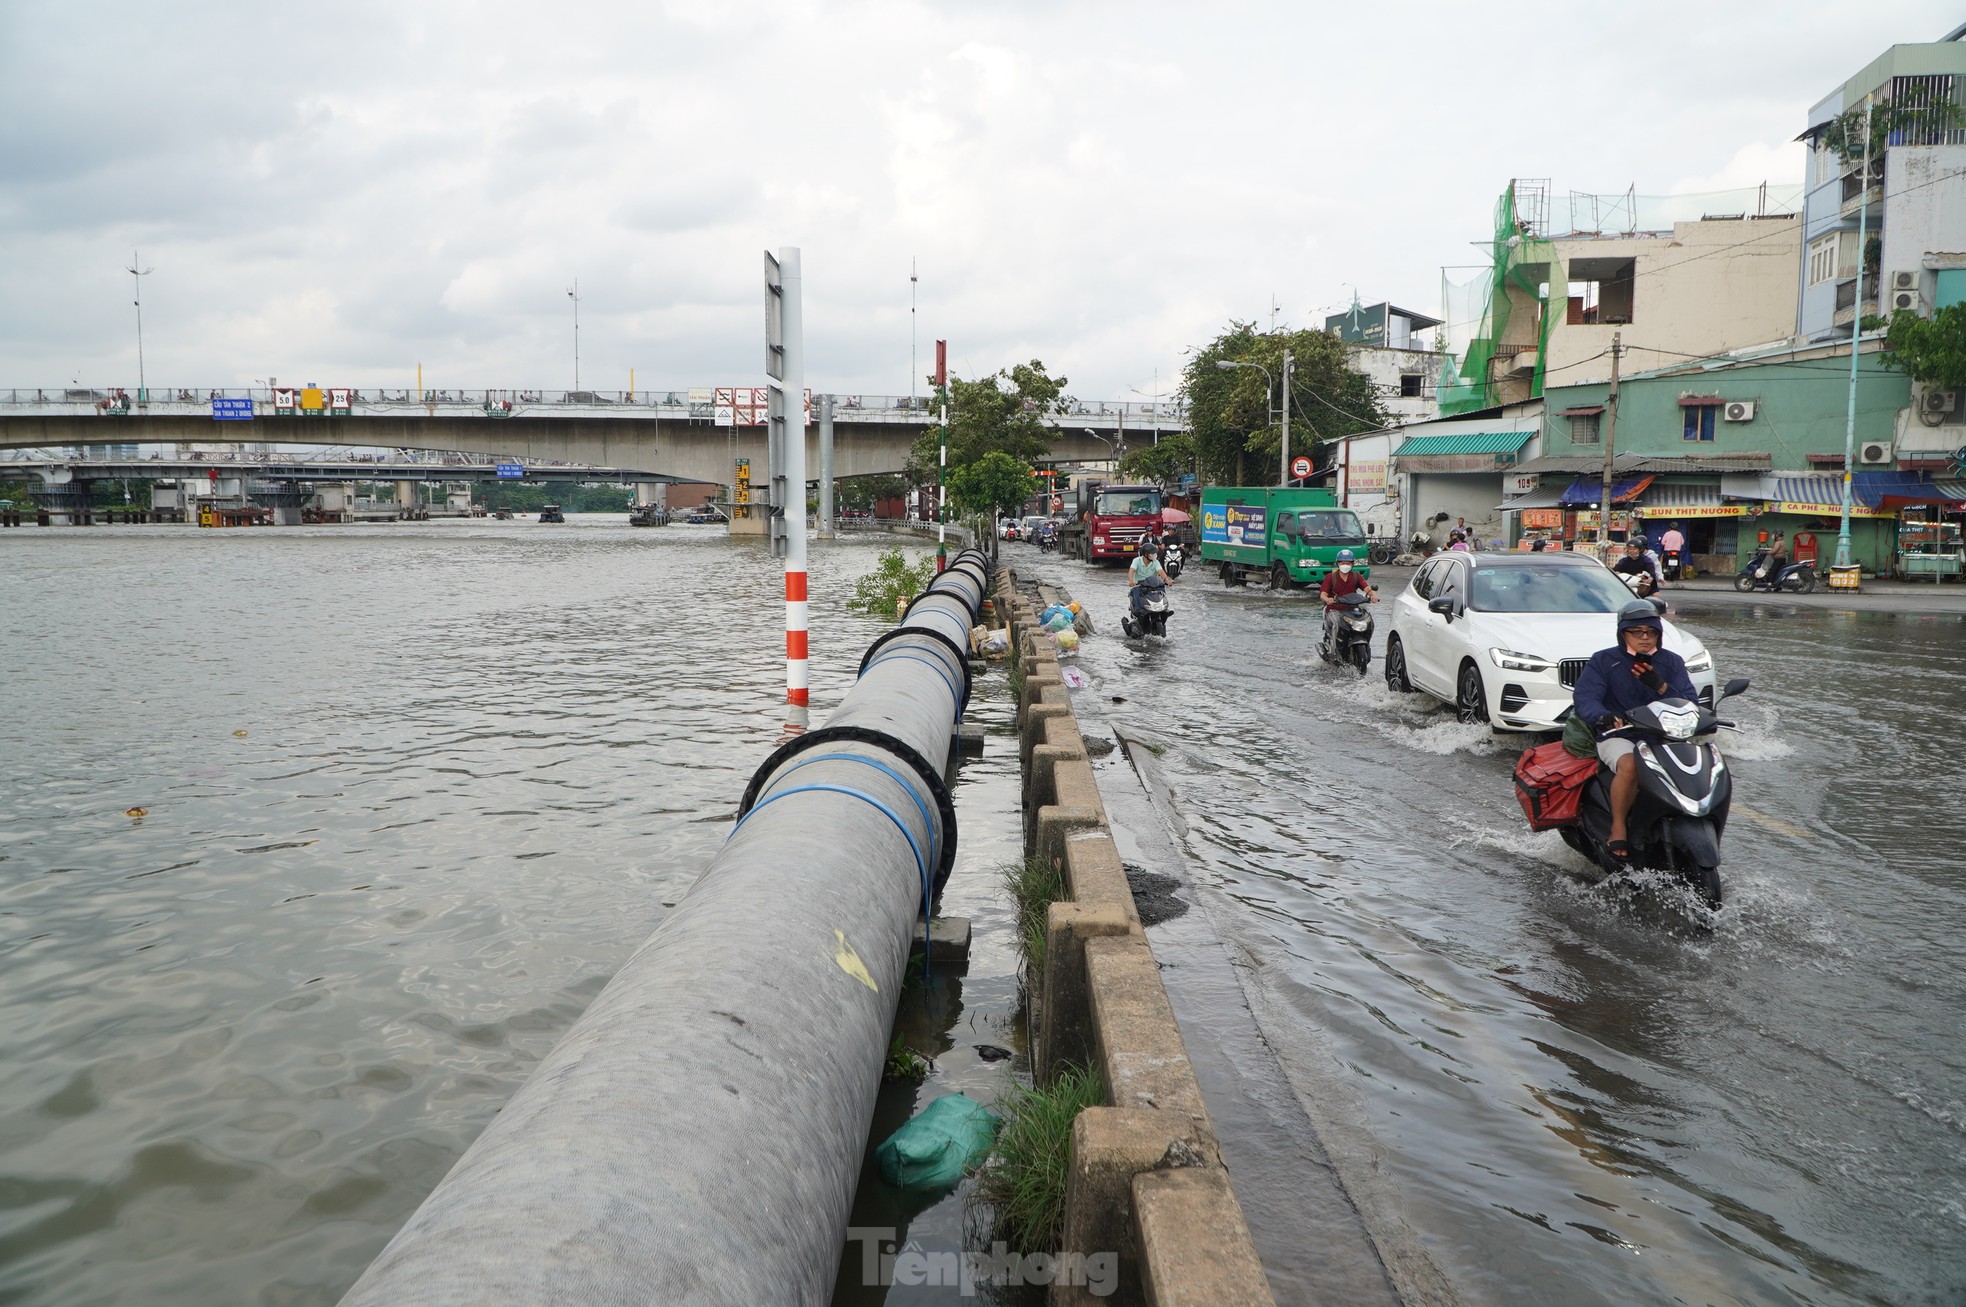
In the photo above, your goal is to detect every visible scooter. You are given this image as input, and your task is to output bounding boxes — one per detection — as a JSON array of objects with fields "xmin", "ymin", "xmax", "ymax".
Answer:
[
  {"xmin": 1036, "ymin": 525, "xmax": 1059, "ymax": 553},
  {"xmin": 1661, "ymin": 547, "xmax": 1684, "ymax": 580},
  {"xmin": 1556, "ymin": 677, "xmax": 1750, "ymax": 909},
  {"xmin": 1162, "ymin": 538, "xmax": 1186, "ymax": 579},
  {"xmin": 1317, "ymin": 589, "xmax": 1374, "ymax": 674},
  {"xmin": 1735, "ymin": 548, "xmax": 1816, "ymax": 594},
  {"xmin": 1121, "ymin": 576, "xmax": 1173, "ymax": 640}
]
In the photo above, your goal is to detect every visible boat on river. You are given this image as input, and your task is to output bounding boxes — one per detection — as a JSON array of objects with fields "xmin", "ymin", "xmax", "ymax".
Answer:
[{"xmin": 538, "ymin": 505, "xmax": 566, "ymax": 523}]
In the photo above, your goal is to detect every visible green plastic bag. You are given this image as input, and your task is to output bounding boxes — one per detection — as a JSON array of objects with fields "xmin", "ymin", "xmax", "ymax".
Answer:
[
  {"xmin": 876, "ymin": 1092, "xmax": 1000, "ymax": 1192},
  {"xmin": 1562, "ymin": 713, "xmax": 1598, "ymax": 759}
]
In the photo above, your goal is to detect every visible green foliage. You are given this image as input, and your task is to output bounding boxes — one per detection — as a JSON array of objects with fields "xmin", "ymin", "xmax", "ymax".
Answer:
[
  {"xmin": 947, "ymin": 450, "xmax": 1036, "ymax": 521},
  {"xmin": 883, "ymin": 1035, "xmax": 932, "ymax": 1083},
  {"xmin": 1003, "ymin": 855, "xmax": 1067, "ymax": 975},
  {"xmin": 908, "ymin": 360, "xmax": 1066, "ymax": 482},
  {"xmin": 1180, "ymin": 322, "xmax": 1386, "ymax": 485},
  {"xmin": 973, "ymin": 1064, "xmax": 1105, "ymax": 1253},
  {"xmin": 1818, "ymin": 98, "xmax": 1966, "ymax": 165},
  {"xmin": 475, "ymin": 481, "xmax": 635, "ymax": 512},
  {"xmin": 848, "ymin": 546, "xmax": 938, "ymax": 619},
  {"xmin": 838, "ymin": 473, "xmax": 907, "ymax": 512},
  {"xmin": 1118, "ymin": 431, "xmax": 1196, "ymax": 484},
  {"xmin": 1882, "ymin": 304, "xmax": 1966, "ymax": 391}
]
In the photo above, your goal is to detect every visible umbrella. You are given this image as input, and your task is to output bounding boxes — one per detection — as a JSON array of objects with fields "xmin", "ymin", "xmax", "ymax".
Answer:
[{"xmin": 1160, "ymin": 507, "xmax": 1192, "ymax": 525}]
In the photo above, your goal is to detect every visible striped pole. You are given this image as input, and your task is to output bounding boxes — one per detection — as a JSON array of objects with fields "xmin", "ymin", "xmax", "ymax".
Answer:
[{"xmin": 779, "ymin": 249, "xmax": 808, "ymax": 706}]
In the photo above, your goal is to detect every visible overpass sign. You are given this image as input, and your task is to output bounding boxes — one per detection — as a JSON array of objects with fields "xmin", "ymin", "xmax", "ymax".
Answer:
[
  {"xmin": 496, "ymin": 463, "xmax": 524, "ymax": 479},
  {"xmin": 212, "ymin": 398, "xmax": 254, "ymax": 421}
]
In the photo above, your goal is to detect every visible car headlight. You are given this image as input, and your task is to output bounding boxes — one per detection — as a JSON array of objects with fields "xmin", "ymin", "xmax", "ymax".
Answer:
[
  {"xmin": 1684, "ymin": 651, "xmax": 1712, "ymax": 673},
  {"xmin": 1489, "ymin": 648, "xmax": 1554, "ymax": 673}
]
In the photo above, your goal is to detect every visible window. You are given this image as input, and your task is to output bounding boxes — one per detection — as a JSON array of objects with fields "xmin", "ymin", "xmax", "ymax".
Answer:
[
  {"xmin": 1808, "ymin": 233, "xmax": 1840, "ymax": 286},
  {"xmin": 1569, "ymin": 413, "xmax": 1601, "ymax": 445},
  {"xmin": 1400, "ymin": 374, "xmax": 1423, "ymax": 398},
  {"xmin": 1275, "ymin": 512, "xmax": 1297, "ymax": 535},
  {"xmin": 1565, "ymin": 257, "xmax": 1636, "ymax": 325},
  {"xmin": 1412, "ymin": 560, "xmax": 1443, "ymax": 600},
  {"xmin": 1683, "ymin": 405, "xmax": 1717, "ymax": 442}
]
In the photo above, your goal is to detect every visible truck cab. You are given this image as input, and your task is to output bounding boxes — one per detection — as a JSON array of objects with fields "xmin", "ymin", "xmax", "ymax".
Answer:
[{"xmin": 1060, "ymin": 481, "xmax": 1165, "ymax": 563}]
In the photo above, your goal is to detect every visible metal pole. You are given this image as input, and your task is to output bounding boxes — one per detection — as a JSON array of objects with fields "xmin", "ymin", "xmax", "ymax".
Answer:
[
  {"xmin": 910, "ymin": 259, "xmax": 918, "ymax": 414},
  {"xmin": 1835, "ymin": 95, "xmax": 1875, "ymax": 572},
  {"xmin": 935, "ymin": 338, "xmax": 948, "ymax": 572},
  {"xmin": 126, "ymin": 251, "xmax": 153, "ymax": 404},
  {"xmin": 818, "ymin": 394, "xmax": 835, "ymax": 539},
  {"xmin": 1280, "ymin": 348, "xmax": 1293, "ymax": 486},
  {"xmin": 1596, "ymin": 332, "xmax": 1622, "ymax": 553},
  {"xmin": 568, "ymin": 279, "xmax": 580, "ymax": 392},
  {"xmin": 780, "ymin": 249, "xmax": 808, "ymax": 707}
]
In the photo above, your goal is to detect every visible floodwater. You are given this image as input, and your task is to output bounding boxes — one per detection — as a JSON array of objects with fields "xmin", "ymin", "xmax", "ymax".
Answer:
[
  {"xmin": 1030, "ymin": 548, "xmax": 1966, "ymax": 1307},
  {"xmin": 0, "ymin": 518, "xmax": 997, "ymax": 1306}
]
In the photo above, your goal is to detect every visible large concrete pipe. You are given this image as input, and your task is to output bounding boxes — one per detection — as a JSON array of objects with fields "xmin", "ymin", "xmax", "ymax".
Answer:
[{"xmin": 339, "ymin": 549, "xmax": 993, "ymax": 1307}]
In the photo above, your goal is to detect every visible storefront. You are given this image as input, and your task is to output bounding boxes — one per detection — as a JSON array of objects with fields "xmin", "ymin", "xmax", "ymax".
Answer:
[{"xmin": 1388, "ymin": 405, "xmax": 1542, "ymax": 548}]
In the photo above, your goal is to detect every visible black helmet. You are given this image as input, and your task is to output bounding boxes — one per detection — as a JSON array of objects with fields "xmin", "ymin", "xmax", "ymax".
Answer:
[
  {"xmin": 1616, "ymin": 599, "xmax": 1663, "ymax": 634},
  {"xmin": 1138, "ymin": 539, "xmax": 1158, "ymax": 556}
]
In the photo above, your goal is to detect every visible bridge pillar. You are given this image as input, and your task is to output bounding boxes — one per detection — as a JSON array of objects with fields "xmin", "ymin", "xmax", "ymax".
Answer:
[
  {"xmin": 818, "ymin": 395, "xmax": 835, "ymax": 539},
  {"xmin": 394, "ymin": 480, "xmax": 417, "ymax": 512}
]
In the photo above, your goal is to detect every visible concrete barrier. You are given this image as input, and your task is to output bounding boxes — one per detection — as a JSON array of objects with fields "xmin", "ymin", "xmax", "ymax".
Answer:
[{"xmin": 996, "ymin": 566, "xmax": 1275, "ymax": 1307}]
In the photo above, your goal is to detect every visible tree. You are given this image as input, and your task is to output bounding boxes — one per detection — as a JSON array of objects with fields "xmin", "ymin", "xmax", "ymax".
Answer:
[
  {"xmin": 1180, "ymin": 322, "xmax": 1386, "ymax": 485},
  {"xmin": 837, "ymin": 473, "xmax": 908, "ymax": 512},
  {"xmin": 1882, "ymin": 303, "xmax": 1966, "ymax": 391},
  {"xmin": 907, "ymin": 360, "xmax": 1066, "ymax": 482},
  {"xmin": 947, "ymin": 450, "xmax": 1037, "ymax": 522},
  {"xmin": 1118, "ymin": 431, "xmax": 1196, "ymax": 485}
]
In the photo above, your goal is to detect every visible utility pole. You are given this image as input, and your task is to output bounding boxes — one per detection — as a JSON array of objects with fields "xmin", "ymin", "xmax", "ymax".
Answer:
[
  {"xmin": 1595, "ymin": 332, "xmax": 1622, "ymax": 553},
  {"xmin": 910, "ymin": 259, "xmax": 918, "ymax": 412},
  {"xmin": 1279, "ymin": 347, "xmax": 1294, "ymax": 486},
  {"xmin": 936, "ymin": 338, "xmax": 948, "ymax": 572},
  {"xmin": 567, "ymin": 279, "xmax": 581, "ymax": 392},
  {"xmin": 1834, "ymin": 94, "xmax": 1875, "ymax": 573},
  {"xmin": 126, "ymin": 251, "xmax": 154, "ymax": 403}
]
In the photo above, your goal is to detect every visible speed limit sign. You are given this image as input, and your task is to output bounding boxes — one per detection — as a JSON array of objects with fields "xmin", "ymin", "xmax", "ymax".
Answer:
[{"xmin": 1290, "ymin": 455, "xmax": 1313, "ymax": 479}]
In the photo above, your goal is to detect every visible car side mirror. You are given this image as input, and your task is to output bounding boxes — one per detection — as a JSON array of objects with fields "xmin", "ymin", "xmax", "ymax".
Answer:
[
  {"xmin": 1428, "ymin": 596, "xmax": 1457, "ymax": 619},
  {"xmin": 1720, "ymin": 676, "xmax": 1750, "ymax": 699},
  {"xmin": 1650, "ymin": 596, "xmax": 1668, "ymax": 613}
]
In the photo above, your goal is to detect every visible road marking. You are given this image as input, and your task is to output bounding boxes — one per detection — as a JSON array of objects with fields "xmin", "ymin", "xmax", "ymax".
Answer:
[{"xmin": 1729, "ymin": 801, "xmax": 1807, "ymax": 840}]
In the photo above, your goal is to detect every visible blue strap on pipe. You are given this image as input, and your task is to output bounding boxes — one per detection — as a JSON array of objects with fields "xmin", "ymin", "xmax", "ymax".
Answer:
[
  {"xmin": 861, "ymin": 650, "xmax": 964, "ymax": 723},
  {"xmin": 763, "ymin": 752, "xmax": 940, "ymax": 875},
  {"xmin": 727, "ymin": 782, "xmax": 934, "ymax": 973},
  {"xmin": 907, "ymin": 605, "xmax": 972, "ymax": 643}
]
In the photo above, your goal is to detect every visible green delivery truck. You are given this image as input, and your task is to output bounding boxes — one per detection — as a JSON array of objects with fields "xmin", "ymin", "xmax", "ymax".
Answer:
[{"xmin": 1198, "ymin": 486, "xmax": 1372, "ymax": 590}]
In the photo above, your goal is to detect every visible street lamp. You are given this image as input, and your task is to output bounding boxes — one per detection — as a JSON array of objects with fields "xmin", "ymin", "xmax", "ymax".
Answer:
[
  {"xmin": 126, "ymin": 251, "xmax": 154, "ymax": 403},
  {"xmin": 1082, "ymin": 427, "xmax": 1123, "ymax": 469},
  {"xmin": 1216, "ymin": 358, "xmax": 1282, "ymax": 483},
  {"xmin": 567, "ymin": 279, "xmax": 581, "ymax": 392}
]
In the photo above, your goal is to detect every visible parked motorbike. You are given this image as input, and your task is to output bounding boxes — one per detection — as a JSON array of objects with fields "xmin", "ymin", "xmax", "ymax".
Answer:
[
  {"xmin": 1317, "ymin": 589, "xmax": 1374, "ymax": 674},
  {"xmin": 1661, "ymin": 547, "xmax": 1684, "ymax": 580},
  {"xmin": 1556, "ymin": 677, "xmax": 1750, "ymax": 909},
  {"xmin": 1735, "ymin": 548, "xmax": 1816, "ymax": 594},
  {"xmin": 1162, "ymin": 538, "xmax": 1186, "ymax": 579},
  {"xmin": 1122, "ymin": 576, "xmax": 1173, "ymax": 640}
]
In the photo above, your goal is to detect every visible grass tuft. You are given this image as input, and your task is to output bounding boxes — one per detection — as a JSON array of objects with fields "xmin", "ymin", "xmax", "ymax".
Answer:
[
  {"xmin": 973, "ymin": 1064, "xmax": 1105, "ymax": 1253},
  {"xmin": 1003, "ymin": 855, "xmax": 1067, "ymax": 975},
  {"xmin": 883, "ymin": 1035, "xmax": 932, "ymax": 1083}
]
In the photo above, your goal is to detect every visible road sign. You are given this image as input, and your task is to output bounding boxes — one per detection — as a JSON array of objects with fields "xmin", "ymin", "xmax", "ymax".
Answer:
[
  {"xmin": 1290, "ymin": 454, "xmax": 1313, "ymax": 479},
  {"xmin": 496, "ymin": 463, "xmax": 524, "ymax": 479},
  {"xmin": 212, "ymin": 398, "xmax": 254, "ymax": 421}
]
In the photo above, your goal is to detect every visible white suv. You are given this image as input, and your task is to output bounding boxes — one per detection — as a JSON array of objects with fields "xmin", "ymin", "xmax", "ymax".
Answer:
[{"xmin": 1384, "ymin": 551, "xmax": 1717, "ymax": 731}]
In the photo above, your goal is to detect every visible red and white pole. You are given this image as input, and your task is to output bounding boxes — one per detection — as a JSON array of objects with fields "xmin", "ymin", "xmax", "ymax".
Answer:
[{"xmin": 778, "ymin": 248, "xmax": 808, "ymax": 706}]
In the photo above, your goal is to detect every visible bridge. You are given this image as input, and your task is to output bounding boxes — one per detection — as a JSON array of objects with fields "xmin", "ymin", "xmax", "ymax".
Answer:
[{"xmin": 0, "ymin": 387, "xmax": 1189, "ymax": 486}]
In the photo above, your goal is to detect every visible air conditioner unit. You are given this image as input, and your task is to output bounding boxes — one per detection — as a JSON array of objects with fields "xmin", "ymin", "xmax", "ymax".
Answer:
[
  {"xmin": 1722, "ymin": 400, "xmax": 1757, "ymax": 422},
  {"xmin": 1891, "ymin": 270, "xmax": 1920, "ymax": 292},
  {"xmin": 1921, "ymin": 389, "xmax": 1958, "ymax": 415},
  {"xmin": 1893, "ymin": 288, "xmax": 1925, "ymax": 315},
  {"xmin": 1859, "ymin": 441, "xmax": 1894, "ymax": 465}
]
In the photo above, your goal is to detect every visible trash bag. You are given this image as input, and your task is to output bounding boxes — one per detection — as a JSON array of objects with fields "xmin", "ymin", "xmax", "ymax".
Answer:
[
  {"xmin": 876, "ymin": 1092, "xmax": 1000, "ymax": 1192},
  {"xmin": 1054, "ymin": 628, "xmax": 1080, "ymax": 652},
  {"xmin": 1043, "ymin": 611, "xmax": 1074, "ymax": 633},
  {"xmin": 1039, "ymin": 604, "xmax": 1072, "ymax": 626}
]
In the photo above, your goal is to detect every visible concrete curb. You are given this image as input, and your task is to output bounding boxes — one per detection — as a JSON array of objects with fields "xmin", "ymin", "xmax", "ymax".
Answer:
[{"xmin": 997, "ymin": 568, "xmax": 1276, "ymax": 1307}]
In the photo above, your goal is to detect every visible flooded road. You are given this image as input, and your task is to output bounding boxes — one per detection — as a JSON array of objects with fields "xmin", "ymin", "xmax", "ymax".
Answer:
[
  {"xmin": 1027, "ymin": 547, "xmax": 1966, "ymax": 1306},
  {"xmin": 0, "ymin": 518, "xmax": 963, "ymax": 1305}
]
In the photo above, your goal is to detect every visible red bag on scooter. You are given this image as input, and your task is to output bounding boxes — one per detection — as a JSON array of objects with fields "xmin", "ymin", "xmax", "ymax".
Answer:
[{"xmin": 1514, "ymin": 740, "xmax": 1597, "ymax": 830}]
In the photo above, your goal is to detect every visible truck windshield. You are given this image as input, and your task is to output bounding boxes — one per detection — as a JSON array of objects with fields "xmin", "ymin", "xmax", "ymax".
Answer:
[
  {"xmin": 1096, "ymin": 492, "xmax": 1161, "ymax": 516},
  {"xmin": 1296, "ymin": 511, "xmax": 1365, "ymax": 543}
]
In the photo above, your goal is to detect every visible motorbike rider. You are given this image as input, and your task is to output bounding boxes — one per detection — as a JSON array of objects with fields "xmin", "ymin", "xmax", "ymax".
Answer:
[
  {"xmin": 1612, "ymin": 539, "xmax": 1664, "ymax": 596},
  {"xmin": 1129, "ymin": 538, "xmax": 1173, "ymax": 614},
  {"xmin": 1318, "ymin": 549, "xmax": 1377, "ymax": 651},
  {"xmin": 1572, "ymin": 601, "xmax": 1699, "ymax": 862}
]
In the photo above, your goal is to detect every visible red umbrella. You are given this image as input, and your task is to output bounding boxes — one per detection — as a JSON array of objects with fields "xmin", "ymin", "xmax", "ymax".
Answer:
[{"xmin": 1160, "ymin": 507, "xmax": 1192, "ymax": 525}]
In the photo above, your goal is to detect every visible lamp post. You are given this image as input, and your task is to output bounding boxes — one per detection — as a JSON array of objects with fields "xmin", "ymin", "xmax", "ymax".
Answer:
[
  {"xmin": 1215, "ymin": 358, "xmax": 1278, "ymax": 483},
  {"xmin": 126, "ymin": 251, "xmax": 154, "ymax": 403},
  {"xmin": 1082, "ymin": 427, "xmax": 1123, "ymax": 470},
  {"xmin": 1834, "ymin": 93, "xmax": 1875, "ymax": 573},
  {"xmin": 567, "ymin": 279, "xmax": 581, "ymax": 392}
]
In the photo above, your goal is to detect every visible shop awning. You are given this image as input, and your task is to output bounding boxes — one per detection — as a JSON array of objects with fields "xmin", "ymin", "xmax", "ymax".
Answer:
[
  {"xmin": 1630, "ymin": 481, "xmax": 1751, "ymax": 518},
  {"xmin": 1558, "ymin": 474, "xmax": 1655, "ymax": 506},
  {"xmin": 1854, "ymin": 471, "xmax": 1966, "ymax": 510},
  {"xmin": 1497, "ymin": 484, "xmax": 1569, "ymax": 511},
  {"xmin": 1392, "ymin": 430, "xmax": 1536, "ymax": 457}
]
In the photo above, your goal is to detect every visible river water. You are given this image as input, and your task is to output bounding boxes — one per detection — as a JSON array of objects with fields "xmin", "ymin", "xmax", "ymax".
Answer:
[
  {"xmin": 0, "ymin": 518, "xmax": 968, "ymax": 1305},
  {"xmin": 1037, "ymin": 549, "xmax": 1966, "ymax": 1307}
]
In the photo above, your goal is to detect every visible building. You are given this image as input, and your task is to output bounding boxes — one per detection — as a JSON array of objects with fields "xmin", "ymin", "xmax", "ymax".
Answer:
[
  {"xmin": 1441, "ymin": 181, "xmax": 1800, "ymax": 412},
  {"xmin": 1325, "ymin": 300, "xmax": 1449, "ymax": 425},
  {"xmin": 1796, "ymin": 27, "xmax": 1966, "ymax": 340},
  {"xmin": 1361, "ymin": 400, "xmax": 1546, "ymax": 548}
]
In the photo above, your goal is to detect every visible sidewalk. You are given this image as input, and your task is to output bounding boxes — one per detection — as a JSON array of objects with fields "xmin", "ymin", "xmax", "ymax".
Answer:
[{"xmin": 1667, "ymin": 572, "xmax": 1966, "ymax": 614}]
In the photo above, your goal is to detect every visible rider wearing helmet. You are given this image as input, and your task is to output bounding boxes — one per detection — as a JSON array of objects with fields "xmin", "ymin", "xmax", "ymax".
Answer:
[
  {"xmin": 1317, "ymin": 548, "xmax": 1377, "ymax": 651},
  {"xmin": 1571, "ymin": 600, "xmax": 1699, "ymax": 861},
  {"xmin": 1128, "ymin": 538, "xmax": 1172, "ymax": 615}
]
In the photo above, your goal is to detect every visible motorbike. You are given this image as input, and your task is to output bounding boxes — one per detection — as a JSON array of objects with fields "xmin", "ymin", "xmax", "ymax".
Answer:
[
  {"xmin": 1735, "ymin": 548, "xmax": 1816, "ymax": 594},
  {"xmin": 1317, "ymin": 588, "xmax": 1374, "ymax": 674},
  {"xmin": 1036, "ymin": 525, "xmax": 1059, "ymax": 553},
  {"xmin": 1661, "ymin": 547, "xmax": 1684, "ymax": 580},
  {"xmin": 1121, "ymin": 576, "xmax": 1173, "ymax": 640},
  {"xmin": 1556, "ymin": 677, "xmax": 1750, "ymax": 909},
  {"xmin": 1162, "ymin": 538, "xmax": 1185, "ymax": 579}
]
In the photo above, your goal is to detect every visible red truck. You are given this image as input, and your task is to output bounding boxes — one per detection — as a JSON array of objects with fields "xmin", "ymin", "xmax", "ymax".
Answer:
[{"xmin": 1057, "ymin": 480, "xmax": 1165, "ymax": 564}]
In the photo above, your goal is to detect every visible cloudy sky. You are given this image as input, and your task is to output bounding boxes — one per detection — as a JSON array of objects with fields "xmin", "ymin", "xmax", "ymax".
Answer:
[{"xmin": 2, "ymin": 1, "xmax": 1957, "ymax": 404}]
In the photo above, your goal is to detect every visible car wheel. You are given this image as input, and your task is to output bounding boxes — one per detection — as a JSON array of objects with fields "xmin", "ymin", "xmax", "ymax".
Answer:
[
  {"xmin": 1385, "ymin": 636, "xmax": 1413, "ymax": 692},
  {"xmin": 1270, "ymin": 562, "xmax": 1291, "ymax": 591},
  {"xmin": 1220, "ymin": 562, "xmax": 1240, "ymax": 587},
  {"xmin": 1456, "ymin": 660, "xmax": 1489, "ymax": 724}
]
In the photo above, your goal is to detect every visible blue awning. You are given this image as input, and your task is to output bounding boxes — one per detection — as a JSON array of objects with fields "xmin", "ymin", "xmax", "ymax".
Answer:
[
  {"xmin": 1558, "ymin": 474, "xmax": 1654, "ymax": 506},
  {"xmin": 1855, "ymin": 471, "xmax": 1966, "ymax": 508}
]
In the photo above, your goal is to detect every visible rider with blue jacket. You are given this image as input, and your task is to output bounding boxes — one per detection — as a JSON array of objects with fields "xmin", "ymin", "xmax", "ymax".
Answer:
[{"xmin": 1572, "ymin": 601, "xmax": 1698, "ymax": 861}]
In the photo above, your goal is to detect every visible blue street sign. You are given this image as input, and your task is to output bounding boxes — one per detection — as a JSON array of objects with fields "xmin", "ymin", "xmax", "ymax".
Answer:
[
  {"xmin": 212, "ymin": 398, "xmax": 254, "ymax": 421},
  {"xmin": 496, "ymin": 463, "xmax": 524, "ymax": 479}
]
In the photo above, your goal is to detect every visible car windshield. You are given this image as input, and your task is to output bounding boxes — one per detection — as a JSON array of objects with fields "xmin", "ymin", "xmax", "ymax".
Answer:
[
  {"xmin": 1096, "ymin": 491, "xmax": 1160, "ymax": 516},
  {"xmin": 1022, "ymin": 517, "xmax": 1045, "ymax": 530},
  {"xmin": 1469, "ymin": 563, "xmax": 1635, "ymax": 613},
  {"xmin": 1296, "ymin": 510, "xmax": 1366, "ymax": 543}
]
